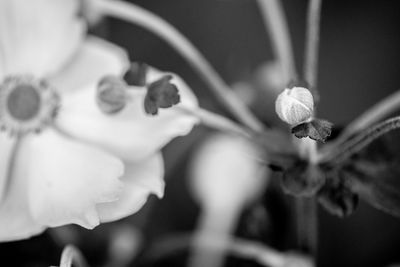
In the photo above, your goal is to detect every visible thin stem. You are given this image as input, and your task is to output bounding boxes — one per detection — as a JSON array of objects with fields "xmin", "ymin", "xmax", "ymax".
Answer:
[
  {"xmin": 189, "ymin": 207, "xmax": 240, "ymax": 267},
  {"xmin": 257, "ymin": 0, "xmax": 297, "ymax": 83},
  {"xmin": 320, "ymin": 89, "xmax": 400, "ymax": 156},
  {"xmin": 57, "ymin": 245, "xmax": 89, "ymax": 267},
  {"xmin": 91, "ymin": 0, "xmax": 265, "ymax": 132},
  {"xmin": 295, "ymin": 198, "xmax": 318, "ymax": 255},
  {"xmin": 319, "ymin": 116, "xmax": 400, "ymax": 165},
  {"xmin": 296, "ymin": 0, "xmax": 323, "ymax": 260},
  {"xmin": 177, "ymin": 106, "xmax": 253, "ymax": 139},
  {"xmin": 304, "ymin": 0, "xmax": 322, "ymax": 91},
  {"xmin": 300, "ymin": 0, "xmax": 322, "ymax": 159},
  {"xmin": 176, "ymin": 106, "xmax": 298, "ymax": 169},
  {"xmin": 146, "ymin": 233, "xmax": 313, "ymax": 267}
]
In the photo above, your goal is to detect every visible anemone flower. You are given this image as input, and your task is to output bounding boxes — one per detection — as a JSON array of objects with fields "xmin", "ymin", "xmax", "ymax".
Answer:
[{"xmin": 0, "ymin": 0, "xmax": 198, "ymax": 241}]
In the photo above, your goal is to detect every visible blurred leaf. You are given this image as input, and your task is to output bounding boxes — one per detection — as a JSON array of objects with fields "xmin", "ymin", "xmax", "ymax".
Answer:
[
  {"xmin": 324, "ymin": 129, "xmax": 400, "ymax": 218},
  {"xmin": 317, "ymin": 170, "xmax": 358, "ymax": 217},
  {"xmin": 282, "ymin": 161, "xmax": 325, "ymax": 197}
]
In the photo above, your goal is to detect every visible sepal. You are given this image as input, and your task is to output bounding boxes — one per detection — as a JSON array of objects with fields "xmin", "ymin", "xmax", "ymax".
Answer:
[
  {"xmin": 291, "ymin": 118, "xmax": 333, "ymax": 142},
  {"xmin": 144, "ymin": 75, "xmax": 180, "ymax": 115}
]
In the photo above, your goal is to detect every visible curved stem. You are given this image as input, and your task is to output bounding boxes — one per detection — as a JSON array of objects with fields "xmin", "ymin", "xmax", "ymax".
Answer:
[
  {"xmin": 319, "ymin": 116, "xmax": 400, "ymax": 165},
  {"xmin": 91, "ymin": 0, "xmax": 265, "ymax": 132},
  {"xmin": 145, "ymin": 233, "xmax": 313, "ymax": 267},
  {"xmin": 177, "ymin": 106, "xmax": 253, "ymax": 139},
  {"xmin": 57, "ymin": 245, "xmax": 89, "ymax": 267},
  {"xmin": 304, "ymin": 0, "xmax": 322, "ymax": 91},
  {"xmin": 320, "ymin": 89, "xmax": 400, "ymax": 156},
  {"xmin": 256, "ymin": 0, "xmax": 297, "ymax": 83}
]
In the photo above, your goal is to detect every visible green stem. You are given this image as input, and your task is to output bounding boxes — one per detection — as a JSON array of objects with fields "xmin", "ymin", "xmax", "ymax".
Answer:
[
  {"xmin": 91, "ymin": 0, "xmax": 265, "ymax": 132},
  {"xmin": 256, "ymin": 0, "xmax": 297, "ymax": 83}
]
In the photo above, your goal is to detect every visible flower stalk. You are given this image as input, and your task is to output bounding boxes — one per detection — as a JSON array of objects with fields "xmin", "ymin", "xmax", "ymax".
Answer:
[
  {"xmin": 304, "ymin": 0, "xmax": 322, "ymax": 92},
  {"xmin": 147, "ymin": 234, "xmax": 314, "ymax": 267},
  {"xmin": 319, "ymin": 116, "xmax": 400, "ymax": 166},
  {"xmin": 320, "ymin": 89, "xmax": 400, "ymax": 156},
  {"xmin": 176, "ymin": 106, "xmax": 252, "ymax": 139},
  {"xmin": 256, "ymin": 0, "xmax": 297, "ymax": 82},
  {"xmin": 297, "ymin": 0, "xmax": 323, "ymax": 258},
  {"xmin": 53, "ymin": 245, "xmax": 89, "ymax": 267}
]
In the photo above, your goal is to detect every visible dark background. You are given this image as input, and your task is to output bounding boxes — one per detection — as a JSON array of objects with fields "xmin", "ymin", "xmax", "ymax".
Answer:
[
  {"xmin": 2, "ymin": 0, "xmax": 400, "ymax": 266},
  {"xmin": 111, "ymin": 1, "xmax": 400, "ymax": 267}
]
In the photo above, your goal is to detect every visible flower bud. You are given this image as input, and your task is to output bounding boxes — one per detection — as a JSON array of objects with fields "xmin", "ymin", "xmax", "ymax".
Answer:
[
  {"xmin": 97, "ymin": 76, "xmax": 127, "ymax": 114},
  {"xmin": 275, "ymin": 87, "xmax": 314, "ymax": 125}
]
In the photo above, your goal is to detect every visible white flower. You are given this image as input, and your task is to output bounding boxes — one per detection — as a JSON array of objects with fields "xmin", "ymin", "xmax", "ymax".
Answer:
[{"xmin": 0, "ymin": 0, "xmax": 198, "ymax": 241}]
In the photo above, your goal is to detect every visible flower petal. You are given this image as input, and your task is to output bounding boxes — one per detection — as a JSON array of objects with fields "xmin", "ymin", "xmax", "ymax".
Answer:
[
  {"xmin": 98, "ymin": 153, "xmax": 165, "ymax": 222},
  {"xmin": 18, "ymin": 129, "xmax": 124, "ymax": 229},
  {"xmin": 56, "ymin": 67, "xmax": 199, "ymax": 162},
  {"xmin": 0, "ymin": 0, "xmax": 85, "ymax": 79},
  {"xmin": 49, "ymin": 36, "xmax": 129, "ymax": 94},
  {"xmin": 0, "ymin": 134, "xmax": 45, "ymax": 241}
]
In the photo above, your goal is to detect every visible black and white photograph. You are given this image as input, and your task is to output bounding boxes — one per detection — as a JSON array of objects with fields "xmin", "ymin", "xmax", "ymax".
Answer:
[{"xmin": 0, "ymin": 0, "xmax": 400, "ymax": 266}]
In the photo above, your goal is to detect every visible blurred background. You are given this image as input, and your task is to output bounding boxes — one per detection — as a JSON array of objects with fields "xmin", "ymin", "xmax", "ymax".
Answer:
[{"xmin": 2, "ymin": 0, "xmax": 400, "ymax": 266}]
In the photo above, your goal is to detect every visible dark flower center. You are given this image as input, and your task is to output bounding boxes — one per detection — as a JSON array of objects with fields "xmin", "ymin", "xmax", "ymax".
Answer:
[
  {"xmin": 0, "ymin": 76, "xmax": 60, "ymax": 135},
  {"xmin": 7, "ymin": 84, "xmax": 41, "ymax": 121}
]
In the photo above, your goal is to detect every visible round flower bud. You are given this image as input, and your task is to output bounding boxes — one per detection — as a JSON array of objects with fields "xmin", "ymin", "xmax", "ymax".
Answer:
[{"xmin": 275, "ymin": 87, "xmax": 314, "ymax": 125}]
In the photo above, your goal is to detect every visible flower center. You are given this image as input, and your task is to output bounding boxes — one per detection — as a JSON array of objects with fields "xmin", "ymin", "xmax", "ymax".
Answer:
[
  {"xmin": 7, "ymin": 84, "xmax": 41, "ymax": 121},
  {"xmin": 0, "ymin": 76, "xmax": 60, "ymax": 135}
]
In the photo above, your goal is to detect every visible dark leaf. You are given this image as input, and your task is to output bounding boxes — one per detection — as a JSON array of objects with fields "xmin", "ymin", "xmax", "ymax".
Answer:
[
  {"xmin": 291, "ymin": 118, "xmax": 333, "ymax": 142},
  {"xmin": 346, "ymin": 160, "xmax": 400, "ymax": 218},
  {"xmin": 328, "ymin": 130, "xmax": 400, "ymax": 218},
  {"xmin": 291, "ymin": 123, "xmax": 309, "ymax": 138},
  {"xmin": 318, "ymin": 170, "xmax": 359, "ymax": 217},
  {"xmin": 123, "ymin": 62, "xmax": 148, "ymax": 86},
  {"xmin": 144, "ymin": 75, "xmax": 180, "ymax": 115}
]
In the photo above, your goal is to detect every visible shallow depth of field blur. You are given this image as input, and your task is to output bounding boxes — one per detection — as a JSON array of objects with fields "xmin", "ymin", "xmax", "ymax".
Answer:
[{"xmin": 2, "ymin": 0, "xmax": 400, "ymax": 266}]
